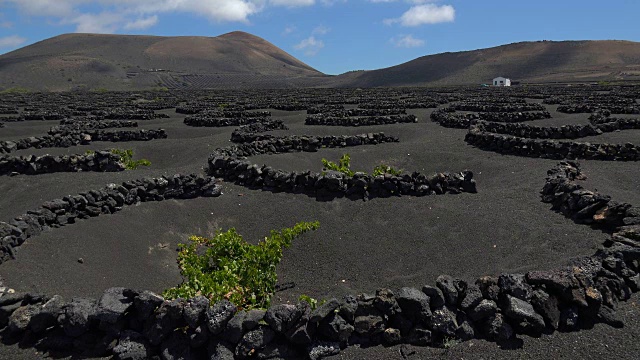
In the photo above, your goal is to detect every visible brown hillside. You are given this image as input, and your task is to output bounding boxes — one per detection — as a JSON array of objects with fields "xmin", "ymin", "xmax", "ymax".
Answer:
[
  {"xmin": 2, "ymin": 35, "xmax": 640, "ymax": 90},
  {"xmin": 338, "ymin": 40, "xmax": 640, "ymax": 87},
  {"xmin": 0, "ymin": 32, "xmax": 326, "ymax": 91}
]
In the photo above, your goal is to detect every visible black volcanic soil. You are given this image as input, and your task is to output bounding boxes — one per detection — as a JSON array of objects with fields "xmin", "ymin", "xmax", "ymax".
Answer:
[{"xmin": 0, "ymin": 103, "xmax": 638, "ymax": 359}]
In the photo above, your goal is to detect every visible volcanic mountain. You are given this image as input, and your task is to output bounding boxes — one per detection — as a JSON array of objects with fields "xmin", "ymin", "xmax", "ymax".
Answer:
[
  {"xmin": 338, "ymin": 40, "xmax": 640, "ymax": 87},
  {"xmin": 0, "ymin": 31, "xmax": 328, "ymax": 91},
  {"xmin": 1, "ymin": 33, "xmax": 640, "ymax": 91}
]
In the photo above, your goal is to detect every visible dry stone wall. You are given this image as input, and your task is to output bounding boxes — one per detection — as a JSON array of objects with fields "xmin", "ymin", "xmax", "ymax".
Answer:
[
  {"xmin": 94, "ymin": 109, "xmax": 169, "ymax": 120},
  {"xmin": 474, "ymin": 118, "xmax": 640, "ymax": 140},
  {"xmin": 477, "ymin": 111, "xmax": 551, "ymax": 122},
  {"xmin": 358, "ymin": 100, "xmax": 438, "ymax": 109},
  {"xmin": 557, "ymin": 104, "xmax": 640, "ymax": 114},
  {"xmin": 474, "ymin": 120, "xmax": 606, "ymax": 140},
  {"xmin": 430, "ymin": 109, "xmax": 476, "ymax": 129},
  {"xmin": 205, "ymin": 132, "xmax": 476, "ymax": 200},
  {"xmin": 209, "ymin": 118, "xmax": 478, "ymax": 200},
  {"xmin": 0, "ymin": 163, "xmax": 637, "ymax": 359},
  {"xmin": 50, "ymin": 120, "xmax": 139, "ymax": 134},
  {"xmin": 450, "ymin": 102, "xmax": 546, "ymax": 112},
  {"xmin": 465, "ymin": 125, "xmax": 640, "ymax": 161},
  {"xmin": 588, "ymin": 112, "xmax": 640, "ymax": 128},
  {"xmin": 541, "ymin": 162, "xmax": 640, "ymax": 234},
  {"xmin": 0, "ymin": 105, "xmax": 18, "ymax": 114},
  {"xmin": 230, "ymin": 120, "xmax": 289, "ymax": 143},
  {"xmin": 184, "ymin": 117, "xmax": 268, "ymax": 127},
  {"xmin": 208, "ymin": 156, "xmax": 476, "ymax": 200},
  {"xmin": 307, "ymin": 105, "xmax": 348, "ymax": 115},
  {"xmin": 305, "ymin": 114, "xmax": 418, "ymax": 127},
  {"xmin": 0, "ymin": 174, "xmax": 222, "ymax": 264},
  {"xmin": 0, "ymin": 129, "xmax": 167, "ymax": 154},
  {"xmin": 0, "ymin": 151, "xmax": 124, "ymax": 176},
  {"xmin": 543, "ymin": 96, "xmax": 636, "ymax": 106},
  {"xmin": 183, "ymin": 110, "xmax": 272, "ymax": 127},
  {"xmin": 430, "ymin": 109, "xmax": 552, "ymax": 129},
  {"xmin": 317, "ymin": 109, "xmax": 408, "ymax": 117},
  {"xmin": 211, "ymin": 133, "xmax": 399, "ymax": 158},
  {"xmin": 19, "ymin": 111, "xmax": 67, "ymax": 121}
]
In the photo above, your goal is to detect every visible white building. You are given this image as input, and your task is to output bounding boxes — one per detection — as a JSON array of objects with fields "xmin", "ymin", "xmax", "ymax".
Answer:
[{"xmin": 492, "ymin": 77, "xmax": 511, "ymax": 86}]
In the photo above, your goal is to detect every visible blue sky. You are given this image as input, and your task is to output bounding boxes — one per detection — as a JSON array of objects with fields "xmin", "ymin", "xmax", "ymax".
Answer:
[{"xmin": 0, "ymin": 0, "xmax": 638, "ymax": 75}]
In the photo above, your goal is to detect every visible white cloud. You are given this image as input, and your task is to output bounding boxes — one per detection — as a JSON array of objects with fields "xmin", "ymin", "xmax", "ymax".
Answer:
[
  {"xmin": 175, "ymin": 1, "xmax": 261, "ymax": 23},
  {"xmin": 269, "ymin": 0, "xmax": 315, "ymax": 7},
  {"xmin": 282, "ymin": 25, "xmax": 297, "ymax": 36},
  {"xmin": 0, "ymin": 34, "xmax": 27, "ymax": 49},
  {"xmin": 320, "ymin": 0, "xmax": 346, "ymax": 5},
  {"xmin": 390, "ymin": 34, "xmax": 424, "ymax": 48},
  {"xmin": 385, "ymin": 4, "xmax": 455, "ymax": 26},
  {"xmin": 117, "ymin": 0, "xmax": 262, "ymax": 23},
  {"xmin": 124, "ymin": 15, "xmax": 158, "ymax": 30},
  {"xmin": 70, "ymin": 12, "xmax": 121, "ymax": 34},
  {"xmin": 294, "ymin": 36, "xmax": 324, "ymax": 56},
  {"xmin": 294, "ymin": 24, "xmax": 330, "ymax": 56},
  {"xmin": 2, "ymin": 0, "xmax": 266, "ymax": 31},
  {"xmin": 312, "ymin": 25, "xmax": 330, "ymax": 35}
]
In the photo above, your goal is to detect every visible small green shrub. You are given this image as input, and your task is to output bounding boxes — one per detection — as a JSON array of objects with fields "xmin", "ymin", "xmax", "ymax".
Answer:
[
  {"xmin": 322, "ymin": 153, "xmax": 355, "ymax": 176},
  {"xmin": 86, "ymin": 149, "xmax": 151, "ymax": 170},
  {"xmin": 372, "ymin": 164, "xmax": 403, "ymax": 177},
  {"xmin": 322, "ymin": 154, "xmax": 402, "ymax": 177},
  {"xmin": 109, "ymin": 148, "xmax": 151, "ymax": 170},
  {"xmin": 298, "ymin": 294, "xmax": 326, "ymax": 310},
  {"xmin": 163, "ymin": 221, "xmax": 320, "ymax": 310}
]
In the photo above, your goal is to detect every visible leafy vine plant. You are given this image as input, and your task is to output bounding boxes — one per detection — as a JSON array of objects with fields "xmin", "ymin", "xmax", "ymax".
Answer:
[
  {"xmin": 109, "ymin": 148, "xmax": 151, "ymax": 170},
  {"xmin": 163, "ymin": 221, "xmax": 320, "ymax": 310},
  {"xmin": 322, "ymin": 153, "xmax": 403, "ymax": 177},
  {"xmin": 321, "ymin": 153, "xmax": 355, "ymax": 176},
  {"xmin": 85, "ymin": 148, "xmax": 151, "ymax": 170}
]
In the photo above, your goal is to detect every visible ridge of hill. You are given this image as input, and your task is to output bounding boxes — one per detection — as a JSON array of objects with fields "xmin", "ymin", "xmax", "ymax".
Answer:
[
  {"xmin": 1, "ymin": 34, "xmax": 640, "ymax": 91},
  {"xmin": 0, "ymin": 31, "xmax": 327, "ymax": 91},
  {"xmin": 337, "ymin": 40, "xmax": 640, "ymax": 87}
]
